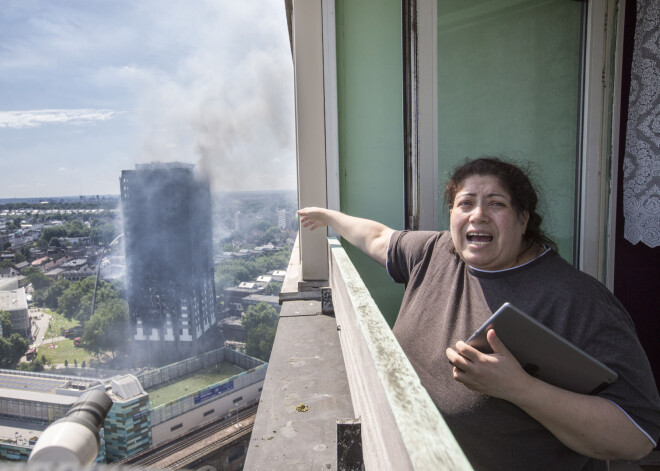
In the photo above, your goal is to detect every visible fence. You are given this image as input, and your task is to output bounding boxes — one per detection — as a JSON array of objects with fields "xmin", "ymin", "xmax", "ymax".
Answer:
[
  {"xmin": 135, "ymin": 347, "xmax": 264, "ymax": 390},
  {"xmin": 137, "ymin": 347, "xmax": 267, "ymax": 426}
]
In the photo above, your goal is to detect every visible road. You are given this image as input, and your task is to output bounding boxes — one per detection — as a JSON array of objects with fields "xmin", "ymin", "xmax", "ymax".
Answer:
[
  {"xmin": 18, "ymin": 309, "xmax": 58, "ymax": 363},
  {"xmin": 29, "ymin": 308, "xmax": 54, "ymax": 348}
]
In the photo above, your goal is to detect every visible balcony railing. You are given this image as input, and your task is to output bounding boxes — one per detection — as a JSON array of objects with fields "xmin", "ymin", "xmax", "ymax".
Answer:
[{"xmin": 245, "ymin": 236, "xmax": 472, "ymax": 470}]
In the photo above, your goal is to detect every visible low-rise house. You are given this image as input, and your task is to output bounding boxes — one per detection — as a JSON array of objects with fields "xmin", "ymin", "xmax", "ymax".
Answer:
[
  {"xmin": 269, "ymin": 270, "xmax": 286, "ymax": 282},
  {"xmin": 30, "ymin": 257, "xmax": 49, "ymax": 268},
  {"xmin": 44, "ymin": 267, "xmax": 65, "ymax": 280},
  {"xmin": 13, "ymin": 261, "xmax": 29, "ymax": 272},
  {"xmin": 61, "ymin": 265, "xmax": 96, "ymax": 282},
  {"xmin": 0, "ymin": 267, "xmax": 19, "ymax": 278}
]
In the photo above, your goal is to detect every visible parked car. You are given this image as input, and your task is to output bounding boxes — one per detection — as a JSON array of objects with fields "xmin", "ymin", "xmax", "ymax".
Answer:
[{"xmin": 73, "ymin": 337, "xmax": 81, "ymax": 347}]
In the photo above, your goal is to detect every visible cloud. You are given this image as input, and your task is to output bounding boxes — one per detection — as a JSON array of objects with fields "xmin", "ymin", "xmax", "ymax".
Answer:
[
  {"xmin": 0, "ymin": 109, "xmax": 120, "ymax": 129},
  {"xmin": 0, "ymin": 0, "xmax": 296, "ymax": 196}
]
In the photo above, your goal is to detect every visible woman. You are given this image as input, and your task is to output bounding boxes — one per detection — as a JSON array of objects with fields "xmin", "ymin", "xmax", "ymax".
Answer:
[{"xmin": 298, "ymin": 158, "xmax": 660, "ymax": 470}]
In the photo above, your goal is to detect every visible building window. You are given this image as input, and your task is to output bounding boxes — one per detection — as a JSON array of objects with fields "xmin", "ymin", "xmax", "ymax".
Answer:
[
  {"xmin": 232, "ymin": 396, "xmax": 243, "ymax": 403},
  {"xmin": 203, "ymin": 409, "xmax": 215, "ymax": 417},
  {"xmin": 170, "ymin": 423, "xmax": 183, "ymax": 432}
]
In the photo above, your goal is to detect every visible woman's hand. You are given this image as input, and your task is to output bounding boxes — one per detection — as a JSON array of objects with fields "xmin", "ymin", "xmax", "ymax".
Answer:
[
  {"xmin": 297, "ymin": 207, "xmax": 394, "ymax": 266},
  {"xmin": 446, "ymin": 329, "xmax": 531, "ymax": 401},
  {"xmin": 297, "ymin": 207, "xmax": 330, "ymax": 231}
]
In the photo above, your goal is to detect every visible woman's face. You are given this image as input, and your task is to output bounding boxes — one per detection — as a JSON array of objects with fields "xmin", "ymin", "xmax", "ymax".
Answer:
[{"xmin": 450, "ymin": 175, "xmax": 529, "ymax": 271}]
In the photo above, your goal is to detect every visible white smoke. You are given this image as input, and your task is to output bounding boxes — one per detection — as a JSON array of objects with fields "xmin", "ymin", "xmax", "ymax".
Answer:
[{"xmin": 104, "ymin": 0, "xmax": 297, "ymax": 192}]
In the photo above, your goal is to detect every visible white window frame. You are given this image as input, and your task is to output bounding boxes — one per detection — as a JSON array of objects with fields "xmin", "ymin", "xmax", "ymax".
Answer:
[
  {"xmin": 580, "ymin": 0, "xmax": 623, "ymax": 287},
  {"xmin": 318, "ymin": 0, "xmax": 623, "ymax": 286},
  {"xmin": 414, "ymin": 0, "xmax": 623, "ymax": 285}
]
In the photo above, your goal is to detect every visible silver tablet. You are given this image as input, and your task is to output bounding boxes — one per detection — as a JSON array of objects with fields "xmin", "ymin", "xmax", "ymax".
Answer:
[{"xmin": 466, "ymin": 302, "xmax": 618, "ymax": 395}]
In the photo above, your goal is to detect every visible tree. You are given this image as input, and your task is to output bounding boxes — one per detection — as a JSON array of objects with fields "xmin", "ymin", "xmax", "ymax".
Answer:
[
  {"xmin": 49, "ymin": 237, "xmax": 61, "ymax": 247},
  {"xmin": 0, "ymin": 334, "xmax": 29, "ymax": 368},
  {"xmin": 262, "ymin": 226, "xmax": 282, "ymax": 244},
  {"xmin": 89, "ymin": 220, "xmax": 118, "ymax": 245},
  {"xmin": 38, "ymin": 227, "xmax": 67, "ymax": 249},
  {"xmin": 64, "ymin": 219, "xmax": 88, "ymax": 238},
  {"xmin": 243, "ymin": 303, "xmax": 278, "ymax": 361},
  {"xmin": 41, "ymin": 278, "xmax": 71, "ymax": 310},
  {"xmin": 1, "ymin": 311, "xmax": 12, "ymax": 337},
  {"xmin": 83, "ymin": 298, "xmax": 128, "ymax": 359},
  {"xmin": 2, "ymin": 241, "xmax": 11, "ymax": 251},
  {"xmin": 250, "ymin": 220, "xmax": 271, "ymax": 232},
  {"xmin": 263, "ymin": 281, "xmax": 282, "ymax": 296},
  {"xmin": 242, "ymin": 303, "xmax": 278, "ymax": 330},
  {"xmin": 56, "ymin": 277, "xmax": 122, "ymax": 322},
  {"xmin": 57, "ymin": 288, "xmax": 83, "ymax": 319},
  {"xmin": 215, "ymin": 272, "xmax": 235, "ymax": 293},
  {"xmin": 246, "ymin": 324, "xmax": 277, "ymax": 361},
  {"xmin": 23, "ymin": 266, "xmax": 53, "ymax": 290}
]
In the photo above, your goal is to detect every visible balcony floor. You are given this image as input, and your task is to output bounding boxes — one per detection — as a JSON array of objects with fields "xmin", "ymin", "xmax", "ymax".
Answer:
[{"xmin": 244, "ymin": 299, "xmax": 353, "ymax": 470}]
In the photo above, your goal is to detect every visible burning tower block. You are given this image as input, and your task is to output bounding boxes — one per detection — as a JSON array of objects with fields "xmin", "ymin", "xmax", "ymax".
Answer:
[{"xmin": 121, "ymin": 162, "xmax": 217, "ymax": 365}]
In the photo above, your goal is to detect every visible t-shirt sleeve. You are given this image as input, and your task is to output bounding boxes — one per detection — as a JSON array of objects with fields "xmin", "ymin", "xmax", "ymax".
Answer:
[
  {"xmin": 580, "ymin": 284, "xmax": 660, "ymax": 445},
  {"xmin": 386, "ymin": 230, "xmax": 441, "ymax": 284}
]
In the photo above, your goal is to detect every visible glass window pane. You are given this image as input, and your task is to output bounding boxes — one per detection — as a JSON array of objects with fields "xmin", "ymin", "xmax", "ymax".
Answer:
[{"xmin": 437, "ymin": 0, "xmax": 583, "ymax": 261}]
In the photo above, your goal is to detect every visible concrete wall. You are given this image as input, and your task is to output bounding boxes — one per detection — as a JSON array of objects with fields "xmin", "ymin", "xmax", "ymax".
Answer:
[{"xmin": 150, "ymin": 380, "xmax": 262, "ymax": 445}]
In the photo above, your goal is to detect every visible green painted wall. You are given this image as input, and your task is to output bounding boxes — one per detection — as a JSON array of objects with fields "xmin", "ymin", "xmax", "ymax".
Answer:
[
  {"xmin": 436, "ymin": 0, "xmax": 583, "ymax": 261},
  {"xmin": 335, "ymin": 0, "xmax": 405, "ymax": 327}
]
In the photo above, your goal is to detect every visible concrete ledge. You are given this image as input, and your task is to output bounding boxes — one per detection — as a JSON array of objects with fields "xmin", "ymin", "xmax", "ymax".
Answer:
[{"xmin": 328, "ymin": 237, "xmax": 472, "ymax": 470}]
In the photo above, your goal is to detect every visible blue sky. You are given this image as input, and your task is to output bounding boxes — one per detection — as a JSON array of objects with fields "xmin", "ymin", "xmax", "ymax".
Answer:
[{"xmin": 0, "ymin": 0, "xmax": 296, "ymax": 198}]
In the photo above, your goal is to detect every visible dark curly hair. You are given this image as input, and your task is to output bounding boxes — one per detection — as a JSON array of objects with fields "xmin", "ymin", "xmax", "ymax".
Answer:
[{"xmin": 443, "ymin": 157, "xmax": 557, "ymax": 252}]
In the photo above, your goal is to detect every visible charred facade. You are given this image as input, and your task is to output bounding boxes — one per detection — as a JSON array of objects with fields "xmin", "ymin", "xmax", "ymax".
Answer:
[{"xmin": 121, "ymin": 162, "xmax": 216, "ymax": 365}]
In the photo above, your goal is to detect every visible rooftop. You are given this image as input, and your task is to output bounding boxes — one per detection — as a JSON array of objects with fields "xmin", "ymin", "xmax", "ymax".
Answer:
[{"xmin": 0, "ymin": 289, "xmax": 28, "ymax": 312}]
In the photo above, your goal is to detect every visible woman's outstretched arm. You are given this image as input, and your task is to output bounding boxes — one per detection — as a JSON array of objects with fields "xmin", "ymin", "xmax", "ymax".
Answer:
[{"xmin": 297, "ymin": 207, "xmax": 394, "ymax": 267}]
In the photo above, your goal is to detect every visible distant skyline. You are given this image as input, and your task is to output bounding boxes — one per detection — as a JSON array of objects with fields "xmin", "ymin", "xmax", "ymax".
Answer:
[{"xmin": 0, "ymin": 1, "xmax": 296, "ymax": 199}]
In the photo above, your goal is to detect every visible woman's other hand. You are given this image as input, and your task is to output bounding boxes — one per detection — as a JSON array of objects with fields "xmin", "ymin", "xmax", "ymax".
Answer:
[
  {"xmin": 446, "ymin": 329, "xmax": 530, "ymax": 401},
  {"xmin": 447, "ymin": 329, "xmax": 654, "ymax": 460}
]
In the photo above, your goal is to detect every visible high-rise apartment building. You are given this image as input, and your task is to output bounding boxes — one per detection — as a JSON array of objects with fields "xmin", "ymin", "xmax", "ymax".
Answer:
[
  {"xmin": 277, "ymin": 209, "xmax": 289, "ymax": 230},
  {"xmin": 120, "ymin": 162, "xmax": 216, "ymax": 365}
]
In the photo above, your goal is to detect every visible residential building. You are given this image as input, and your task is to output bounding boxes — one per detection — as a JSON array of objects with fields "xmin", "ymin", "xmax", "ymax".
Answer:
[
  {"xmin": 0, "ymin": 288, "xmax": 30, "ymax": 338},
  {"xmin": 120, "ymin": 162, "xmax": 216, "ymax": 365},
  {"xmin": 277, "ymin": 209, "xmax": 289, "ymax": 230}
]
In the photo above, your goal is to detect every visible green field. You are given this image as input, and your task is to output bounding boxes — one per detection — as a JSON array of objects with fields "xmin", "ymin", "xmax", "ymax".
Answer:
[
  {"xmin": 37, "ymin": 338, "xmax": 96, "ymax": 365},
  {"xmin": 146, "ymin": 362, "xmax": 245, "ymax": 407},
  {"xmin": 43, "ymin": 310, "xmax": 80, "ymax": 339}
]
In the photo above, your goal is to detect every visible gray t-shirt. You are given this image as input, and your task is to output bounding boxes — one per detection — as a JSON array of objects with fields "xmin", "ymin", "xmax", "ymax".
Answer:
[{"xmin": 387, "ymin": 230, "xmax": 660, "ymax": 471}]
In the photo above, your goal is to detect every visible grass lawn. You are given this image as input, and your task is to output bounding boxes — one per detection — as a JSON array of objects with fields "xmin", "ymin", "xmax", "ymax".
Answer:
[
  {"xmin": 37, "ymin": 339, "xmax": 96, "ymax": 366},
  {"xmin": 43, "ymin": 310, "xmax": 80, "ymax": 339},
  {"xmin": 146, "ymin": 362, "xmax": 245, "ymax": 407}
]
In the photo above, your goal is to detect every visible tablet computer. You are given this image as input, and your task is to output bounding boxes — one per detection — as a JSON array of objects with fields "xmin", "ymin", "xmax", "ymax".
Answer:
[{"xmin": 466, "ymin": 302, "xmax": 618, "ymax": 395}]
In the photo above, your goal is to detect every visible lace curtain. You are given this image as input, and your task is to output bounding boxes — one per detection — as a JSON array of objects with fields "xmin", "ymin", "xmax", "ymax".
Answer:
[{"xmin": 623, "ymin": 0, "xmax": 660, "ymax": 248}]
